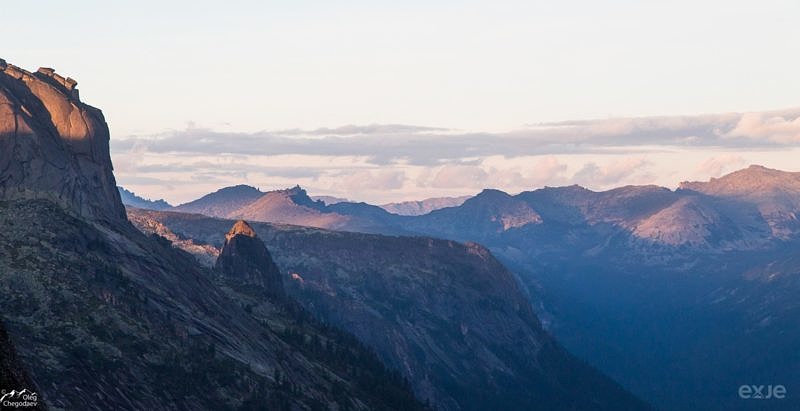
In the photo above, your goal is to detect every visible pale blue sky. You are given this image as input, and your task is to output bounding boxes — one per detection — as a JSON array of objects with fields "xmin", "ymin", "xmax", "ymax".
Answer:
[
  {"xmin": 4, "ymin": 1, "xmax": 800, "ymax": 203},
  {"xmin": 5, "ymin": 0, "xmax": 799, "ymax": 135}
]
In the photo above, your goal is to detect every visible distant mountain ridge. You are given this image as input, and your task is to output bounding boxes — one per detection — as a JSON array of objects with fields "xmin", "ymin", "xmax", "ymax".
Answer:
[
  {"xmin": 311, "ymin": 195, "xmax": 349, "ymax": 205},
  {"xmin": 379, "ymin": 195, "xmax": 472, "ymax": 216},
  {"xmin": 173, "ymin": 184, "xmax": 265, "ymax": 216},
  {"xmin": 159, "ymin": 164, "xmax": 800, "ymax": 410},
  {"xmin": 173, "ymin": 185, "xmax": 404, "ymax": 234},
  {"xmin": 170, "ymin": 165, "xmax": 800, "ymax": 250},
  {"xmin": 118, "ymin": 187, "xmax": 171, "ymax": 210},
  {"xmin": 680, "ymin": 165, "xmax": 800, "ymax": 239}
]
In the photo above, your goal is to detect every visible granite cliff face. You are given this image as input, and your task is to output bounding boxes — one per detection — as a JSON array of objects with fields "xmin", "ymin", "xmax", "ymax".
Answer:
[
  {"xmin": 215, "ymin": 220, "xmax": 285, "ymax": 300},
  {"xmin": 0, "ymin": 60, "xmax": 124, "ymax": 222}
]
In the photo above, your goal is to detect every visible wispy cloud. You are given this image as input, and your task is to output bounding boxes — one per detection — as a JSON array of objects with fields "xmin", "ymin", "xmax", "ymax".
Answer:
[
  {"xmin": 695, "ymin": 155, "xmax": 746, "ymax": 177},
  {"xmin": 573, "ymin": 158, "xmax": 654, "ymax": 187},
  {"xmin": 723, "ymin": 111, "xmax": 800, "ymax": 143},
  {"xmin": 113, "ymin": 108, "xmax": 800, "ymax": 167},
  {"xmin": 111, "ymin": 108, "xmax": 800, "ymax": 204}
]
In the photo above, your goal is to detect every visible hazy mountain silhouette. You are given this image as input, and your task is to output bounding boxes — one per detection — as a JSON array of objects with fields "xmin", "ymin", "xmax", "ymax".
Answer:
[
  {"xmin": 168, "ymin": 164, "xmax": 800, "ymax": 410},
  {"xmin": 118, "ymin": 186, "xmax": 171, "ymax": 210},
  {"xmin": 379, "ymin": 195, "xmax": 472, "ymax": 216}
]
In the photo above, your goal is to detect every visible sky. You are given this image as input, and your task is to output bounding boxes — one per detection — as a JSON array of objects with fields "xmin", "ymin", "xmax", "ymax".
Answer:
[{"xmin": 3, "ymin": 1, "xmax": 800, "ymax": 204}]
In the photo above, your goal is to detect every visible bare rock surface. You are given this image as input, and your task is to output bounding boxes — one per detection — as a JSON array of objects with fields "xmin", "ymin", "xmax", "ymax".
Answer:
[{"xmin": 0, "ymin": 61, "xmax": 124, "ymax": 222}]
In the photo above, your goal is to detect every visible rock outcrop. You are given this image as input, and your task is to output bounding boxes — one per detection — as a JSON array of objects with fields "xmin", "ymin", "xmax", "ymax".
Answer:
[
  {"xmin": 0, "ymin": 60, "xmax": 124, "ymax": 222},
  {"xmin": 215, "ymin": 220, "xmax": 285, "ymax": 300}
]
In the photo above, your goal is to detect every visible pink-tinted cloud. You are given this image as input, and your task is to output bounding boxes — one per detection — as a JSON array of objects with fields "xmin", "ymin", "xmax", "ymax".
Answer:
[
  {"xmin": 572, "ymin": 158, "xmax": 653, "ymax": 188},
  {"xmin": 335, "ymin": 169, "xmax": 406, "ymax": 191},
  {"xmin": 724, "ymin": 112, "xmax": 800, "ymax": 143},
  {"xmin": 429, "ymin": 165, "xmax": 488, "ymax": 189}
]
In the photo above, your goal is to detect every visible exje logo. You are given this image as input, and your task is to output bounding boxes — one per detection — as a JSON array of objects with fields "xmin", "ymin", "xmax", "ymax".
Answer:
[{"xmin": 739, "ymin": 385, "xmax": 786, "ymax": 400}]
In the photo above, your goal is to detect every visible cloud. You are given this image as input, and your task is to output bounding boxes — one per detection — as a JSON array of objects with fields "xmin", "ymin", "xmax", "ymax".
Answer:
[
  {"xmin": 695, "ymin": 154, "xmax": 746, "ymax": 177},
  {"xmin": 572, "ymin": 158, "xmax": 653, "ymax": 187},
  {"xmin": 112, "ymin": 107, "xmax": 800, "ymax": 204},
  {"xmin": 333, "ymin": 169, "xmax": 407, "ymax": 191},
  {"xmin": 279, "ymin": 124, "xmax": 449, "ymax": 136},
  {"xmin": 113, "ymin": 108, "xmax": 800, "ymax": 168},
  {"xmin": 422, "ymin": 158, "xmax": 571, "ymax": 191},
  {"xmin": 724, "ymin": 112, "xmax": 800, "ymax": 143},
  {"xmin": 530, "ymin": 156, "xmax": 569, "ymax": 185},
  {"xmin": 429, "ymin": 165, "xmax": 489, "ymax": 189}
]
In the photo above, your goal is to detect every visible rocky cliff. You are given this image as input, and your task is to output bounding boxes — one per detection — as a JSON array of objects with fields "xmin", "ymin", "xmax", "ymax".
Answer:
[
  {"xmin": 215, "ymin": 220, "xmax": 285, "ymax": 300},
  {"xmin": 0, "ymin": 60, "xmax": 125, "ymax": 222},
  {"xmin": 0, "ymin": 60, "xmax": 426, "ymax": 411}
]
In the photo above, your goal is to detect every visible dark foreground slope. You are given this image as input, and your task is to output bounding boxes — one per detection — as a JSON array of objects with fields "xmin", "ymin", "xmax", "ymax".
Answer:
[
  {"xmin": 129, "ymin": 208, "xmax": 651, "ymax": 411},
  {"xmin": 0, "ymin": 60, "xmax": 425, "ymax": 411},
  {"xmin": 0, "ymin": 199, "xmax": 427, "ymax": 411},
  {"xmin": 1, "ymin": 320, "xmax": 45, "ymax": 411}
]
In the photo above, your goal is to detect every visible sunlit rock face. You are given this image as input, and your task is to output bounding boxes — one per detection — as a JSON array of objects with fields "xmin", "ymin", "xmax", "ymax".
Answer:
[
  {"xmin": 681, "ymin": 165, "xmax": 800, "ymax": 239},
  {"xmin": 0, "ymin": 59, "xmax": 125, "ymax": 222}
]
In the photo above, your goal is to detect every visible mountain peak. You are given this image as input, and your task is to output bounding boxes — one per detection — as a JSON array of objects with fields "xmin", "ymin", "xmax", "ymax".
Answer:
[
  {"xmin": 216, "ymin": 184, "xmax": 263, "ymax": 196},
  {"xmin": 174, "ymin": 185, "xmax": 265, "ymax": 217},
  {"xmin": 216, "ymin": 220, "xmax": 284, "ymax": 300},
  {"xmin": 281, "ymin": 184, "xmax": 308, "ymax": 197},
  {"xmin": 276, "ymin": 185, "xmax": 320, "ymax": 208},
  {"xmin": 679, "ymin": 164, "xmax": 800, "ymax": 197},
  {"xmin": 475, "ymin": 188, "xmax": 512, "ymax": 200},
  {"xmin": 227, "ymin": 220, "xmax": 257, "ymax": 239},
  {"xmin": 287, "ymin": 184, "xmax": 305, "ymax": 194}
]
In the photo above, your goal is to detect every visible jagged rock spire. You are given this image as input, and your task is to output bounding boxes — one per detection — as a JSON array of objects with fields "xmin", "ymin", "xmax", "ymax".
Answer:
[{"xmin": 215, "ymin": 220, "xmax": 285, "ymax": 300}]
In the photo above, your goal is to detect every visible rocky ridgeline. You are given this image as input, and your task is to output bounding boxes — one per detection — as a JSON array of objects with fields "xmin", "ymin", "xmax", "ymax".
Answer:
[{"xmin": 0, "ymin": 59, "xmax": 124, "ymax": 222}]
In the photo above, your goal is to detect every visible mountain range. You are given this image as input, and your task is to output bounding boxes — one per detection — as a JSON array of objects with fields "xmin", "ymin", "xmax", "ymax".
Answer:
[
  {"xmin": 118, "ymin": 187, "xmax": 172, "ymax": 210},
  {"xmin": 125, "ymin": 185, "xmax": 473, "ymax": 218},
  {"xmin": 144, "ymin": 164, "xmax": 800, "ymax": 410},
  {"xmin": 378, "ymin": 195, "xmax": 472, "ymax": 216},
  {"xmin": 1, "ymin": 59, "xmax": 648, "ymax": 410}
]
